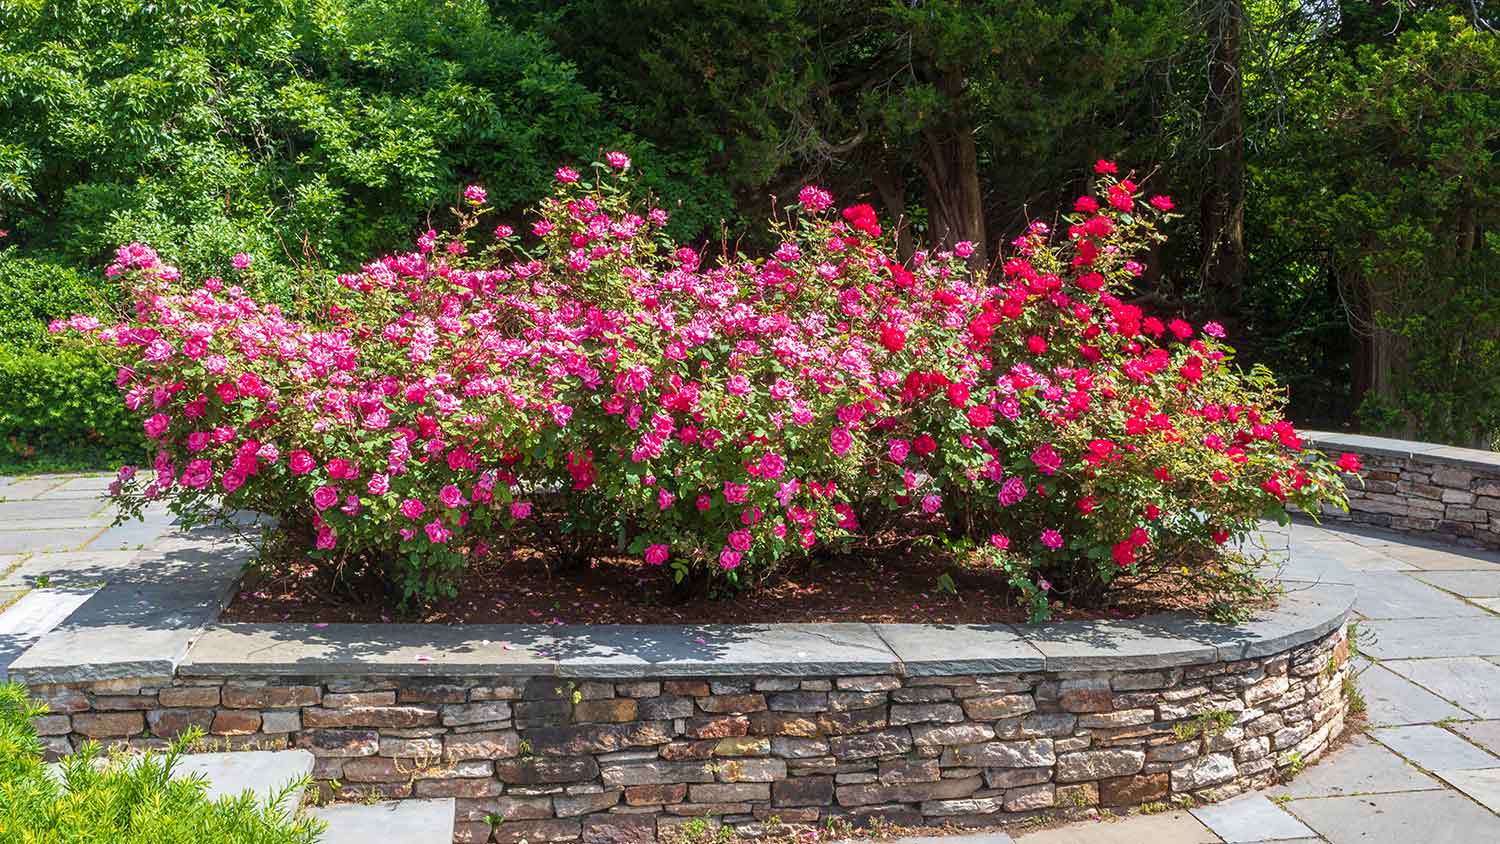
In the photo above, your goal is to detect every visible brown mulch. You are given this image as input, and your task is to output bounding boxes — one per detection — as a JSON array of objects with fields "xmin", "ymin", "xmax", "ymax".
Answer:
[{"xmin": 221, "ymin": 533, "xmax": 1228, "ymax": 626}]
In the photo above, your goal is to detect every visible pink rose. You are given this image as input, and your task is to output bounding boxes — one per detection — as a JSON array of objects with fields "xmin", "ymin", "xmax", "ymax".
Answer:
[
  {"xmin": 368, "ymin": 473, "xmax": 390, "ymax": 495},
  {"xmin": 425, "ymin": 520, "xmax": 451, "ymax": 543},
  {"xmin": 1030, "ymin": 444, "xmax": 1062, "ymax": 475},
  {"xmin": 830, "ymin": 426, "xmax": 853, "ymax": 457},
  {"xmin": 644, "ymin": 544, "xmax": 669, "ymax": 566},
  {"xmin": 728, "ymin": 529, "xmax": 753, "ymax": 552},
  {"xmin": 312, "ymin": 485, "xmax": 339, "ymax": 511},
  {"xmin": 510, "ymin": 501, "xmax": 532, "ymax": 520},
  {"xmin": 400, "ymin": 498, "xmax": 426, "ymax": 519},
  {"xmin": 1040, "ymin": 528, "xmax": 1064, "ymax": 550},
  {"xmin": 719, "ymin": 548, "xmax": 743, "ymax": 570},
  {"xmin": 439, "ymin": 484, "xmax": 467, "ymax": 509},
  {"xmin": 921, "ymin": 494, "xmax": 942, "ymax": 515},
  {"xmin": 144, "ymin": 413, "xmax": 171, "ymax": 439},
  {"xmin": 289, "ymin": 450, "xmax": 316, "ymax": 475}
]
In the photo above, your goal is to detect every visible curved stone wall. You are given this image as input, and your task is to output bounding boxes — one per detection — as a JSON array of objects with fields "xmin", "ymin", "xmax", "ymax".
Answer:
[
  {"xmin": 19, "ymin": 582, "xmax": 1354, "ymax": 842},
  {"xmin": 1306, "ymin": 431, "xmax": 1500, "ymax": 548}
]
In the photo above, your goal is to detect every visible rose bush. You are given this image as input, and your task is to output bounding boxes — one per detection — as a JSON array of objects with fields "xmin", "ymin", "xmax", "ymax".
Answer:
[{"xmin": 56, "ymin": 156, "xmax": 1357, "ymax": 617}]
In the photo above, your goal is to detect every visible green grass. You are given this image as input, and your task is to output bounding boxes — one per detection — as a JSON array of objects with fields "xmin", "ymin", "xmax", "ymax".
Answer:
[{"xmin": 0, "ymin": 681, "xmax": 324, "ymax": 843}]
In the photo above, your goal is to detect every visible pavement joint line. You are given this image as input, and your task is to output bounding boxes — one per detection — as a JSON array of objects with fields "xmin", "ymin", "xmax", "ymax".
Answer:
[{"xmin": 1363, "ymin": 731, "xmax": 1500, "ymax": 818}]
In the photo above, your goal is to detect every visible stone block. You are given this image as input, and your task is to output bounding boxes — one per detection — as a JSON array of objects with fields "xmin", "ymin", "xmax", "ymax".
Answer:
[
  {"xmin": 829, "ymin": 728, "xmax": 912, "ymax": 759},
  {"xmin": 945, "ymin": 739, "xmax": 1055, "ymax": 768},
  {"xmin": 323, "ymin": 691, "xmax": 397, "ymax": 708},
  {"xmin": 302, "ymin": 705, "xmax": 439, "ymax": 729},
  {"xmin": 890, "ymin": 703, "xmax": 965, "ymax": 725},
  {"xmin": 690, "ymin": 782, "xmax": 770, "ymax": 803},
  {"xmin": 221, "ymin": 685, "xmax": 319, "ymax": 709},
  {"xmin": 210, "ymin": 710, "xmax": 261, "ymax": 736},
  {"xmin": 443, "ymin": 730, "xmax": 520, "ymax": 760},
  {"xmin": 717, "ymin": 758, "xmax": 787, "ymax": 782},
  {"xmin": 72, "ymin": 712, "xmax": 143, "ymax": 738},
  {"xmin": 554, "ymin": 789, "xmax": 621, "ymax": 816},
  {"xmin": 637, "ymin": 695, "xmax": 694, "ymax": 720},
  {"xmin": 835, "ymin": 676, "xmax": 901, "ymax": 691},
  {"xmin": 491, "ymin": 819, "xmax": 580, "ymax": 844},
  {"xmin": 912, "ymin": 722, "xmax": 996, "ymax": 747},
  {"xmin": 601, "ymin": 760, "xmax": 716, "ymax": 787},
  {"xmin": 581, "ymin": 813, "xmax": 656, "ymax": 844},
  {"xmin": 625, "ymin": 783, "xmax": 688, "ymax": 805},
  {"xmin": 295, "ymin": 729, "xmax": 379, "ymax": 757},
  {"xmin": 1056, "ymin": 748, "xmax": 1146, "ymax": 782},
  {"xmin": 834, "ymin": 774, "xmax": 982, "ymax": 807},
  {"xmin": 525, "ymin": 721, "xmax": 671, "ymax": 756},
  {"xmin": 698, "ymin": 694, "xmax": 767, "ymax": 714},
  {"xmin": 1171, "ymin": 753, "xmax": 1237, "ymax": 791},
  {"xmin": 573, "ymin": 698, "xmax": 637, "ymax": 723},
  {"xmin": 494, "ymin": 755, "xmax": 600, "ymax": 783},
  {"xmin": 1004, "ymin": 782, "xmax": 1056, "ymax": 811},
  {"xmin": 686, "ymin": 716, "xmax": 749, "ymax": 739},
  {"xmin": 158, "ymin": 686, "xmax": 221, "ymax": 708},
  {"xmin": 1099, "ymin": 772, "xmax": 1169, "ymax": 806},
  {"xmin": 961, "ymin": 693, "xmax": 1035, "ymax": 720},
  {"xmin": 714, "ymin": 736, "xmax": 770, "ymax": 757},
  {"xmin": 413, "ymin": 777, "xmax": 503, "ymax": 798},
  {"xmin": 1059, "ymin": 678, "xmax": 1115, "ymax": 713},
  {"xmin": 768, "ymin": 691, "xmax": 829, "ymax": 713},
  {"xmin": 146, "ymin": 708, "xmax": 215, "ymax": 739}
]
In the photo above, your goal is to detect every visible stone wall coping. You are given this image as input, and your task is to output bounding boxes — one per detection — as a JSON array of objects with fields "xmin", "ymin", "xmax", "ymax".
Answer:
[
  {"xmin": 169, "ymin": 582, "xmax": 1353, "ymax": 680},
  {"xmin": 1304, "ymin": 430, "xmax": 1500, "ymax": 472}
]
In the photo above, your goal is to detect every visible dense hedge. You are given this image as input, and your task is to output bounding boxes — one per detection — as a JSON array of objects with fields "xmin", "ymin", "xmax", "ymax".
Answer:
[{"xmin": 0, "ymin": 252, "xmax": 141, "ymax": 471}]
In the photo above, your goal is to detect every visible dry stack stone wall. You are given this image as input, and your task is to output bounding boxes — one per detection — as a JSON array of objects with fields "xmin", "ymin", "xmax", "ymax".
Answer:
[
  {"xmin": 28, "ymin": 627, "xmax": 1349, "ymax": 842},
  {"xmin": 1307, "ymin": 433, "xmax": 1500, "ymax": 549}
]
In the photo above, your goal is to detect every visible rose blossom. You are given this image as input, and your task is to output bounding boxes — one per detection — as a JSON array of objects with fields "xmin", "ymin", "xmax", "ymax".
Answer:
[
  {"xmin": 644, "ymin": 543, "xmax": 669, "ymax": 565},
  {"xmin": 400, "ymin": 498, "xmax": 426, "ymax": 519}
]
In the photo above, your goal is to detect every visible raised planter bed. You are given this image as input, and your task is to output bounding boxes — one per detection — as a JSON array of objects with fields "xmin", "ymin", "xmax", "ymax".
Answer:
[
  {"xmin": 12, "ymin": 534, "xmax": 1354, "ymax": 842},
  {"xmin": 1305, "ymin": 430, "xmax": 1500, "ymax": 548}
]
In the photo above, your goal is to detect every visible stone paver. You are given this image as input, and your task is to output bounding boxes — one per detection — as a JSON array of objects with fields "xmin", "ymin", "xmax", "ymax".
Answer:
[
  {"xmin": 1191, "ymin": 793, "xmax": 1315, "ymax": 842},
  {"xmin": 172, "ymin": 750, "xmax": 314, "ymax": 816},
  {"xmin": 0, "ymin": 588, "xmax": 97, "ymax": 679},
  {"xmin": 1269, "ymin": 733, "xmax": 1440, "ymax": 799},
  {"xmin": 1358, "ymin": 616, "xmax": 1500, "ymax": 659},
  {"xmin": 1414, "ymin": 571, "xmax": 1500, "ymax": 597},
  {"xmin": 1348, "ymin": 572, "xmax": 1490, "ymax": 619},
  {"xmin": 1286, "ymin": 790, "xmax": 1500, "ymax": 843},
  {"xmin": 1382, "ymin": 657, "xmax": 1500, "ymax": 717},
  {"xmin": 307, "ymin": 798, "xmax": 456, "ymax": 844},
  {"xmin": 1014, "ymin": 811, "xmax": 1221, "ymax": 844},
  {"xmin": 1433, "ymin": 768, "xmax": 1500, "ymax": 815},
  {"xmin": 1354, "ymin": 660, "xmax": 1471, "ymax": 726},
  {"xmin": 1370, "ymin": 724, "xmax": 1500, "ymax": 771},
  {"xmin": 1451, "ymin": 720, "xmax": 1500, "ymax": 755}
]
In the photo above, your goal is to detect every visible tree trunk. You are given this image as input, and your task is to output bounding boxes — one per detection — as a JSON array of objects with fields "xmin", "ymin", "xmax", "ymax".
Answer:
[
  {"xmin": 871, "ymin": 165, "xmax": 914, "ymax": 260},
  {"xmin": 1200, "ymin": 0, "xmax": 1248, "ymax": 309},
  {"xmin": 917, "ymin": 124, "xmax": 987, "ymax": 270}
]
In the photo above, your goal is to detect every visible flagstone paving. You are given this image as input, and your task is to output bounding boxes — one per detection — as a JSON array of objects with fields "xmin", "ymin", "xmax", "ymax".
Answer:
[{"xmin": 3, "ymin": 474, "xmax": 1500, "ymax": 842}]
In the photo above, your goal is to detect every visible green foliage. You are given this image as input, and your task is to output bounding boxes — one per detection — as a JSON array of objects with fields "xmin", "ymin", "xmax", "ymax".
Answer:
[
  {"xmin": 0, "ymin": 681, "xmax": 323, "ymax": 843},
  {"xmin": 1257, "ymin": 13, "xmax": 1500, "ymax": 446},
  {"xmin": 0, "ymin": 253, "xmax": 109, "ymax": 347},
  {"xmin": 0, "ymin": 0, "xmax": 723, "ymax": 300},
  {"xmin": 0, "ymin": 347, "xmax": 142, "ymax": 473}
]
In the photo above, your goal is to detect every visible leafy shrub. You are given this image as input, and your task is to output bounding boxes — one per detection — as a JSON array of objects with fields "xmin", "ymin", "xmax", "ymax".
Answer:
[
  {"xmin": 0, "ymin": 681, "xmax": 322, "ymax": 843},
  {"xmin": 0, "ymin": 347, "xmax": 142, "ymax": 472},
  {"xmin": 0, "ymin": 253, "xmax": 111, "ymax": 348},
  {"xmin": 57, "ymin": 157, "xmax": 1355, "ymax": 615}
]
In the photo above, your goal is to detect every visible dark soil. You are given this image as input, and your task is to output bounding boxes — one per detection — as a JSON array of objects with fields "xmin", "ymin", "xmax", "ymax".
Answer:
[{"xmin": 222, "ymin": 530, "xmax": 1232, "ymax": 625}]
